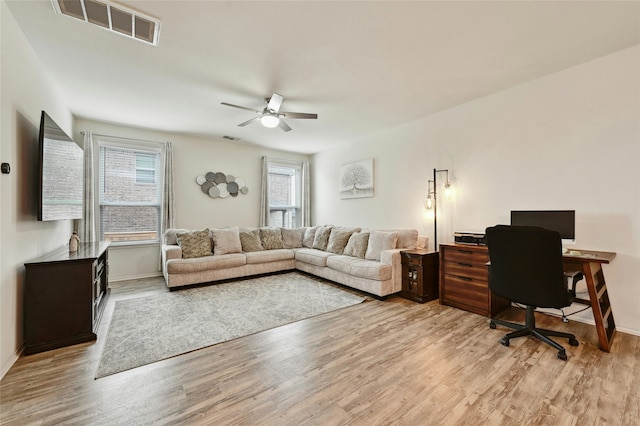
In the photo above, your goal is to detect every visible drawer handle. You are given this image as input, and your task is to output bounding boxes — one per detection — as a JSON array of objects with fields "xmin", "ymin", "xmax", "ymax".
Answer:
[
  {"xmin": 456, "ymin": 276, "xmax": 473, "ymax": 281},
  {"xmin": 457, "ymin": 262, "xmax": 472, "ymax": 267},
  {"xmin": 458, "ymin": 250, "xmax": 473, "ymax": 254}
]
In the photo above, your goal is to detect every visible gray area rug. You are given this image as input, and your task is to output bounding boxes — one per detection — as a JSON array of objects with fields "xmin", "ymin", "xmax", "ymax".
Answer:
[{"xmin": 96, "ymin": 273, "xmax": 366, "ymax": 378}]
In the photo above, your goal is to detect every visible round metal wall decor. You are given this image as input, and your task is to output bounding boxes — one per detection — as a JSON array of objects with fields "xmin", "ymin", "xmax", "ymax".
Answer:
[{"xmin": 195, "ymin": 172, "xmax": 249, "ymax": 199}]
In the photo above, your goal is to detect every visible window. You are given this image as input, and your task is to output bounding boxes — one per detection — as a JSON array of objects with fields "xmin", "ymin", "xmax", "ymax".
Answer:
[
  {"xmin": 97, "ymin": 140, "xmax": 164, "ymax": 243},
  {"xmin": 267, "ymin": 160, "xmax": 302, "ymax": 228}
]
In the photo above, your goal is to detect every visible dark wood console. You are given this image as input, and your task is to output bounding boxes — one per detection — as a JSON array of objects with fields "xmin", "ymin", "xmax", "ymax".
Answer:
[{"xmin": 24, "ymin": 241, "xmax": 110, "ymax": 355}]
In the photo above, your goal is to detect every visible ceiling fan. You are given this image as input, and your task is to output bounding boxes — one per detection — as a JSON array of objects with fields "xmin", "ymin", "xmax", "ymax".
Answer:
[{"xmin": 221, "ymin": 93, "xmax": 317, "ymax": 132}]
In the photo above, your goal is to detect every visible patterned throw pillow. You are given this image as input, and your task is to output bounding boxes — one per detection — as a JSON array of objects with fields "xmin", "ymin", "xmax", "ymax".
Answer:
[
  {"xmin": 302, "ymin": 226, "xmax": 318, "ymax": 248},
  {"xmin": 259, "ymin": 227, "xmax": 285, "ymax": 250},
  {"xmin": 239, "ymin": 229, "xmax": 264, "ymax": 252},
  {"xmin": 211, "ymin": 227, "xmax": 243, "ymax": 255},
  {"xmin": 327, "ymin": 227, "xmax": 360, "ymax": 254},
  {"xmin": 280, "ymin": 227, "xmax": 305, "ymax": 248},
  {"xmin": 312, "ymin": 225, "xmax": 333, "ymax": 251},
  {"xmin": 364, "ymin": 230, "xmax": 398, "ymax": 261},
  {"xmin": 343, "ymin": 232, "xmax": 370, "ymax": 258},
  {"xmin": 176, "ymin": 229, "xmax": 212, "ymax": 259}
]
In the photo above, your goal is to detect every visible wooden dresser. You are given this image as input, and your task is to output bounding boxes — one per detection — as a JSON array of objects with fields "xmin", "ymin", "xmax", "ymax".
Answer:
[
  {"xmin": 439, "ymin": 243, "xmax": 510, "ymax": 317},
  {"xmin": 24, "ymin": 241, "xmax": 110, "ymax": 354}
]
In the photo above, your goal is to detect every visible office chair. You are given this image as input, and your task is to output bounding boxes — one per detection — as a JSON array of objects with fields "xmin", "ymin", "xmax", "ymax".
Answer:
[{"xmin": 485, "ymin": 225, "xmax": 579, "ymax": 360}]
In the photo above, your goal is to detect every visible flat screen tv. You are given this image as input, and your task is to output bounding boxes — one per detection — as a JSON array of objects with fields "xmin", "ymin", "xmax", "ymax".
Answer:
[
  {"xmin": 38, "ymin": 111, "xmax": 84, "ymax": 221},
  {"xmin": 510, "ymin": 210, "xmax": 575, "ymax": 241}
]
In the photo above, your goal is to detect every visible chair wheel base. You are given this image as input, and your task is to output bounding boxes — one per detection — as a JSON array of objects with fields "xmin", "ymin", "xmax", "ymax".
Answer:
[
  {"xmin": 569, "ymin": 337, "xmax": 579, "ymax": 346},
  {"xmin": 489, "ymin": 321, "xmax": 497, "ymax": 329},
  {"xmin": 557, "ymin": 351, "xmax": 567, "ymax": 361},
  {"xmin": 500, "ymin": 337, "xmax": 510, "ymax": 347}
]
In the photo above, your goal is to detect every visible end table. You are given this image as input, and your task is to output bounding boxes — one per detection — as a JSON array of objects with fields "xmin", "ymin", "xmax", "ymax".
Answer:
[{"xmin": 400, "ymin": 249, "xmax": 439, "ymax": 303}]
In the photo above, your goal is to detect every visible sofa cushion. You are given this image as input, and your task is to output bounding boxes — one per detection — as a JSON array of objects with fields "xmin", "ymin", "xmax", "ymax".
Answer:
[
  {"xmin": 164, "ymin": 228, "xmax": 191, "ymax": 245},
  {"xmin": 365, "ymin": 230, "xmax": 398, "ymax": 261},
  {"xmin": 211, "ymin": 227, "xmax": 243, "ymax": 255},
  {"xmin": 281, "ymin": 227, "xmax": 305, "ymax": 248},
  {"xmin": 259, "ymin": 227, "xmax": 285, "ymax": 250},
  {"xmin": 176, "ymin": 229, "xmax": 212, "ymax": 259},
  {"xmin": 343, "ymin": 232, "xmax": 370, "ymax": 258},
  {"xmin": 166, "ymin": 253, "xmax": 246, "ymax": 274},
  {"xmin": 239, "ymin": 229, "xmax": 264, "ymax": 252},
  {"xmin": 245, "ymin": 249, "xmax": 295, "ymax": 264},
  {"xmin": 295, "ymin": 248, "xmax": 334, "ymax": 267},
  {"xmin": 374, "ymin": 228, "xmax": 419, "ymax": 249},
  {"xmin": 302, "ymin": 226, "xmax": 318, "ymax": 248},
  {"xmin": 326, "ymin": 255, "xmax": 392, "ymax": 281},
  {"xmin": 312, "ymin": 225, "xmax": 333, "ymax": 250},
  {"xmin": 326, "ymin": 226, "xmax": 360, "ymax": 254}
]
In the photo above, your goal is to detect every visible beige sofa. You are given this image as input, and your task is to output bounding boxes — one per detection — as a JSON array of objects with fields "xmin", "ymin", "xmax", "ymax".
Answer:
[{"xmin": 161, "ymin": 226, "xmax": 422, "ymax": 298}]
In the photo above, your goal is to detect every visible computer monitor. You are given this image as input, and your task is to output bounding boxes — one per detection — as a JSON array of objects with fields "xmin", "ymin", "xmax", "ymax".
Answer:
[{"xmin": 510, "ymin": 210, "xmax": 575, "ymax": 242}]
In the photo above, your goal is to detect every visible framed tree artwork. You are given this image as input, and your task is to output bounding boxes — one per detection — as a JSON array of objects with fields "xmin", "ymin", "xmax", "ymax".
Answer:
[{"xmin": 340, "ymin": 159, "xmax": 374, "ymax": 199}]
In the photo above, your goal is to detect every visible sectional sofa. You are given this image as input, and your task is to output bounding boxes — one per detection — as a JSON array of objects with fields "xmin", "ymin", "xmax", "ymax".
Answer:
[{"xmin": 161, "ymin": 225, "xmax": 422, "ymax": 298}]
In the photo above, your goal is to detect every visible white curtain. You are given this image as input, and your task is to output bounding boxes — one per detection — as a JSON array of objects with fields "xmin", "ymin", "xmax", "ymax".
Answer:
[
  {"xmin": 77, "ymin": 131, "xmax": 97, "ymax": 242},
  {"xmin": 161, "ymin": 141, "xmax": 175, "ymax": 235},
  {"xmin": 259, "ymin": 156, "xmax": 269, "ymax": 227},
  {"xmin": 301, "ymin": 160, "xmax": 311, "ymax": 227}
]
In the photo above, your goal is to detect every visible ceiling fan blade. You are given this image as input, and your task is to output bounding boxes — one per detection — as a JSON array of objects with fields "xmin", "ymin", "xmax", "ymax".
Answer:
[
  {"xmin": 238, "ymin": 117, "xmax": 260, "ymax": 127},
  {"xmin": 281, "ymin": 112, "xmax": 318, "ymax": 119},
  {"xmin": 221, "ymin": 102, "xmax": 261, "ymax": 114},
  {"xmin": 278, "ymin": 119, "xmax": 292, "ymax": 132},
  {"xmin": 266, "ymin": 93, "xmax": 284, "ymax": 113}
]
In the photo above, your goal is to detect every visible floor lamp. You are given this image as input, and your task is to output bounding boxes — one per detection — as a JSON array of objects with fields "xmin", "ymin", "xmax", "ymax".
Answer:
[{"xmin": 424, "ymin": 168, "xmax": 451, "ymax": 251}]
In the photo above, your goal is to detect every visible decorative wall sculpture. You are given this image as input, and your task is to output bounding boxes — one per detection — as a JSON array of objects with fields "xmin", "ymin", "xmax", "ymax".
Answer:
[
  {"xmin": 340, "ymin": 159, "xmax": 374, "ymax": 199},
  {"xmin": 195, "ymin": 172, "xmax": 248, "ymax": 198}
]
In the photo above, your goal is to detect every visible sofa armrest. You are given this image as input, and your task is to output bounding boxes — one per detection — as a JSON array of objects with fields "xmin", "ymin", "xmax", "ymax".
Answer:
[
  {"xmin": 162, "ymin": 244, "xmax": 182, "ymax": 278},
  {"xmin": 380, "ymin": 249, "xmax": 404, "ymax": 293}
]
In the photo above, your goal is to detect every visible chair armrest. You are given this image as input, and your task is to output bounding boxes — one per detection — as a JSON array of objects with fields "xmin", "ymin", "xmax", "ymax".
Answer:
[{"xmin": 162, "ymin": 245, "xmax": 182, "ymax": 279}]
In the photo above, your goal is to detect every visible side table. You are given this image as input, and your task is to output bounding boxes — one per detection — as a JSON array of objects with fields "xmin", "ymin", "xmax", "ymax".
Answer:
[{"xmin": 400, "ymin": 249, "xmax": 439, "ymax": 303}]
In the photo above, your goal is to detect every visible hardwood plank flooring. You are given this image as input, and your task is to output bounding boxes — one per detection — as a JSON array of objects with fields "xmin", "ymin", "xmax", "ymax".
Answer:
[{"xmin": 1, "ymin": 275, "xmax": 639, "ymax": 425}]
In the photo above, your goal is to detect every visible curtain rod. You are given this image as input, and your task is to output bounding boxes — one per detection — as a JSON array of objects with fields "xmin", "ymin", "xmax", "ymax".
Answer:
[{"xmin": 80, "ymin": 131, "xmax": 167, "ymax": 145}]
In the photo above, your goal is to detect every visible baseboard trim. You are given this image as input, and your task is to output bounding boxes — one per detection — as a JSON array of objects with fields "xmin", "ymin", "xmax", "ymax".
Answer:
[
  {"xmin": 0, "ymin": 343, "xmax": 24, "ymax": 381},
  {"xmin": 109, "ymin": 272, "xmax": 163, "ymax": 283}
]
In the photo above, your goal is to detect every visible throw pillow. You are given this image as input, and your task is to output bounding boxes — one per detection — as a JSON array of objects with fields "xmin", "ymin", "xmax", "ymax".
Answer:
[
  {"xmin": 326, "ymin": 227, "xmax": 360, "ymax": 254},
  {"xmin": 365, "ymin": 230, "xmax": 399, "ymax": 261},
  {"xmin": 176, "ymin": 229, "xmax": 212, "ymax": 259},
  {"xmin": 302, "ymin": 226, "xmax": 318, "ymax": 248},
  {"xmin": 280, "ymin": 227, "xmax": 305, "ymax": 248},
  {"xmin": 343, "ymin": 232, "xmax": 370, "ymax": 258},
  {"xmin": 312, "ymin": 225, "xmax": 333, "ymax": 251},
  {"xmin": 259, "ymin": 227, "xmax": 286, "ymax": 250},
  {"xmin": 211, "ymin": 227, "xmax": 242, "ymax": 256},
  {"xmin": 163, "ymin": 228, "xmax": 190, "ymax": 245},
  {"xmin": 239, "ymin": 229, "xmax": 264, "ymax": 252}
]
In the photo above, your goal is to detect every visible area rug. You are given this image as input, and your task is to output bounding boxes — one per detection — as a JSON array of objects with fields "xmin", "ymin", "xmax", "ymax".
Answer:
[{"xmin": 95, "ymin": 273, "xmax": 366, "ymax": 378}]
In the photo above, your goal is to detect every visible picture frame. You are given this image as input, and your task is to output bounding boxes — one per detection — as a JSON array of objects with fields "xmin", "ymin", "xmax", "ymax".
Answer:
[{"xmin": 340, "ymin": 159, "xmax": 374, "ymax": 199}]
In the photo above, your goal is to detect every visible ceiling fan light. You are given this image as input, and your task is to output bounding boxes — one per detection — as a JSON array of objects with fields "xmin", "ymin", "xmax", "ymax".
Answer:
[{"xmin": 260, "ymin": 114, "xmax": 279, "ymax": 128}]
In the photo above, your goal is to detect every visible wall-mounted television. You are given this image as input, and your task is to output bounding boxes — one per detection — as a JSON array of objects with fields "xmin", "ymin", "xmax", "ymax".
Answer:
[
  {"xmin": 510, "ymin": 210, "xmax": 575, "ymax": 242},
  {"xmin": 38, "ymin": 111, "xmax": 84, "ymax": 221}
]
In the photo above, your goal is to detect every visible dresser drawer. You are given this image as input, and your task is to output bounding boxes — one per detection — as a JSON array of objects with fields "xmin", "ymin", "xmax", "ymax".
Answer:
[
  {"xmin": 401, "ymin": 252, "xmax": 423, "ymax": 266},
  {"xmin": 441, "ymin": 275, "xmax": 489, "ymax": 313},
  {"xmin": 443, "ymin": 247, "xmax": 489, "ymax": 265},
  {"xmin": 443, "ymin": 261, "xmax": 488, "ymax": 281}
]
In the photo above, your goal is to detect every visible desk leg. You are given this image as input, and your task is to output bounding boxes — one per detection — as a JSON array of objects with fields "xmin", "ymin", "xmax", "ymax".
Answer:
[{"xmin": 581, "ymin": 262, "xmax": 616, "ymax": 352}]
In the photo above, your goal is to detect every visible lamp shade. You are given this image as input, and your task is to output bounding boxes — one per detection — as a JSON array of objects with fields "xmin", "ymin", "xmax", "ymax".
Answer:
[{"xmin": 260, "ymin": 114, "xmax": 279, "ymax": 128}]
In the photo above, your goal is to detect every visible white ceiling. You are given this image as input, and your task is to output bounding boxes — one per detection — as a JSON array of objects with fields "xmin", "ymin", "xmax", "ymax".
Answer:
[{"xmin": 6, "ymin": 1, "xmax": 640, "ymax": 154}]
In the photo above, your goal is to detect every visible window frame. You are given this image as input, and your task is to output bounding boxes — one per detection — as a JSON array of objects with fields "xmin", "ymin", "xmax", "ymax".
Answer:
[
  {"xmin": 267, "ymin": 159, "xmax": 303, "ymax": 229},
  {"xmin": 94, "ymin": 137, "xmax": 165, "ymax": 246}
]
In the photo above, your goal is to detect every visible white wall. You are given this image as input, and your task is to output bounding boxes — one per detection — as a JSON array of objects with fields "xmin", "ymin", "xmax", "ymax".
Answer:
[
  {"xmin": 0, "ymin": 3, "xmax": 75, "ymax": 379},
  {"xmin": 73, "ymin": 118, "xmax": 309, "ymax": 281},
  {"xmin": 312, "ymin": 46, "xmax": 640, "ymax": 335}
]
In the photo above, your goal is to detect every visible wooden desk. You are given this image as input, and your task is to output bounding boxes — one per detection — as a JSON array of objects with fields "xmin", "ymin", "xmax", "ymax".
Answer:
[
  {"xmin": 440, "ymin": 244, "xmax": 617, "ymax": 352},
  {"xmin": 562, "ymin": 249, "xmax": 616, "ymax": 352}
]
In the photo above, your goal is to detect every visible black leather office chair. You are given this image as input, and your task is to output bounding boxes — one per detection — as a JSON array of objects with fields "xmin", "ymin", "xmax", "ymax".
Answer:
[{"xmin": 485, "ymin": 225, "xmax": 579, "ymax": 360}]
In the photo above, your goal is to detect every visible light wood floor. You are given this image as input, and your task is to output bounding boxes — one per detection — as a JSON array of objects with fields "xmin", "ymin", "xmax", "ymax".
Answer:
[{"xmin": 1, "ymin": 275, "xmax": 639, "ymax": 426}]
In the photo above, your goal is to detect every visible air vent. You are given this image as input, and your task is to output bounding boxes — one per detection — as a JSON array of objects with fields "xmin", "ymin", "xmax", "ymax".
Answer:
[{"xmin": 52, "ymin": 0, "xmax": 160, "ymax": 45}]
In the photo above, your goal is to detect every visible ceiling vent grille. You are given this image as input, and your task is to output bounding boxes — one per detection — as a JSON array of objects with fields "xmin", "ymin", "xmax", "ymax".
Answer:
[{"xmin": 52, "ymin": 0, "xmax": 160, "ymax": 46}]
